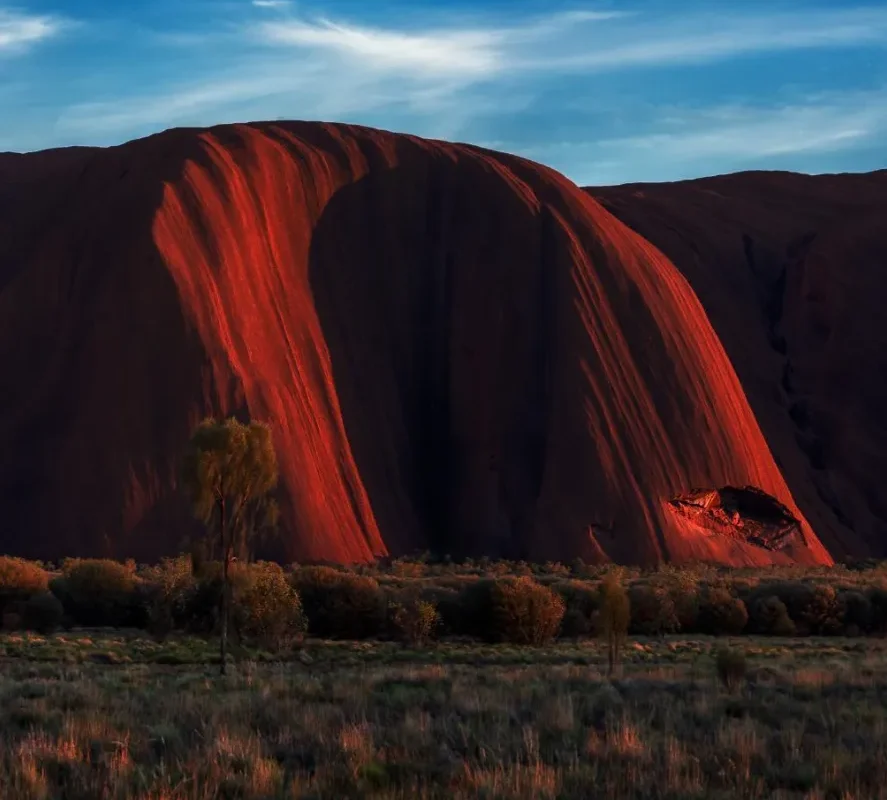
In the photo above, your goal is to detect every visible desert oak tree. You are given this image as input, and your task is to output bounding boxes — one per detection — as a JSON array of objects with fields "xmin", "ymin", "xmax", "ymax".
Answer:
[{"xmin": 182, "ymin": 417, "xmax": 279, "ymax": 674}]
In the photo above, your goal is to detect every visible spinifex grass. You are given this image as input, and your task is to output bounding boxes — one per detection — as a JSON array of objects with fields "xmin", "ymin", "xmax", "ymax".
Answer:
[{"xmin": 1, "ymin": 633, "xmax": 887, "ymax": 798}]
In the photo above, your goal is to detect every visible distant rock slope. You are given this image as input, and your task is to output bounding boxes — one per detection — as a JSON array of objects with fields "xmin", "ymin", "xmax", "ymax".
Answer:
[
  {"xmin": 588, "ymin": 171, "xmax": 887, "ymax": 559},
  {"xmin": 0, "ymin": 124, "xmax": 845, "ymax": 564}
]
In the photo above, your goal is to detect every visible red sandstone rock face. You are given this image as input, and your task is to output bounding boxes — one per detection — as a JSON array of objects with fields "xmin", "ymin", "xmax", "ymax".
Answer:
[
  {"xmin": 0, "ymin": 123, "xmax": 843, "ymax": 564},
  {"xmin": 589, "ymin": 172, "xmax": 887, "ymax": 559}
]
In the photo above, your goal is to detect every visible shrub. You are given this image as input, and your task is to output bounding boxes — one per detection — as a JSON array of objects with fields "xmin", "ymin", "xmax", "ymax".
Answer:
[
  {"xmin": 418, "ymin": 586, "xmax": 463, "ymax": 637},
  {"xmin": 628, "ymin": 583, "xmax": 679, "ymax": 635},
  {"xmin": 292, "ymin": 566, "xmax": 386, "ymax": 639},
  {"xmin": 388, "ymin": 559, "xmax": 427, "ymax": 579},
  {"xmin": 142, "ymin": 556, "xmax": 197, "ymax": 638},
  {"xmin": 459, "ymin": 577, "xmax": 565, "ymax": 645},
  {"xmin": 176, "ymin": 572, "xmax": 224, "ymax": 635},
  {"xmin": 777, "ymin": 582, "xmax": 844, "ymax": 635},
  {"xmin": 842, "ymin": 590, "xmax": 872, "ymax": 636},
  {"xmin": 571, "ymin": 558, "xmax": 593, "ymax": 578},
  {"xmin": 748, "ymin": 595, "xmax": 795, "ymax": 636},
  {"xmin": 232, "ymin": 562, "xmax": 306, "ymax": 652},
  {"xmin": 50, "ymin": 559, "xmax": 146, "ymax": 627},
  {"xmin": 697, "ymin": 588, "xmax": 748, "ymax": 635},
  {"xmin": 715, "ymin": 647, "xmax": 747, "ymax": 692},
  {"xmin": 21, "ymin": 592, "xmax": 64, "ymax": 634},
  {"xmin": 554, "ymin": 580, "xmax": 601, "ymax": 637},
  {"xmin": 670, "ymin": 586, "xmax": 699, "ymax": 633},
  {"xmin": 0, "ymin": 557, "xmax": 49, "ymax": 615},
  {"xmin": 388, "ymin": 592, "xmax": 439, "ymax": 646},
  {"xmin": 491, "ymin": 577, "xmax": 565, "ymax": 645}
]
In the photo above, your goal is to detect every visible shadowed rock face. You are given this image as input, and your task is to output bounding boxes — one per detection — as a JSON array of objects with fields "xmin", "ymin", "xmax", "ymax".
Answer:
[
  {"xmin": 588, "ymin": 172, "xmax": 887, "ymax": 559},
  {"xmin": 0, "ymin": 123, "xmax": 854, "ymax": 565}
]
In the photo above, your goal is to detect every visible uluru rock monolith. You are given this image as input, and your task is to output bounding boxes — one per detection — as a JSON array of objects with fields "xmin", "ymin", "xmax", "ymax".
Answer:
[
  {"xmin": 588, "ymin": 171, "xmax": 887, "ymax": 559},
  {"xmin": 0, "ymin": 123, "xmax": 846, "ymax": 564}
]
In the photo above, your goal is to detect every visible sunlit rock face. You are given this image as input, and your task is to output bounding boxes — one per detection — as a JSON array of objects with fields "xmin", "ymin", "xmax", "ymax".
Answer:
[{"xmin": 0, "ymin": 123, "xmax": 846, "ymax": 565}]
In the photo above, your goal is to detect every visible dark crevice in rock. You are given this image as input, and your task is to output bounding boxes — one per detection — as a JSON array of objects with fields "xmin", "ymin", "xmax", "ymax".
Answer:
[{"xmin": 669, "ymin": 485, "xmax": 802, "ymax": 551}]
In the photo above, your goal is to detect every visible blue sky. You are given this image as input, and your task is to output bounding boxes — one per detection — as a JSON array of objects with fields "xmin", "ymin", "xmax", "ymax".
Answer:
[{"xmin": 2, "ymin": 0, "xmax": 886, "ymax": 184}]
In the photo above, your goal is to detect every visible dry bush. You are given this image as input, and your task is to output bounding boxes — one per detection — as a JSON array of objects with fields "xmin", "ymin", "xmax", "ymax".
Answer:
[
  {"xmin": 0, "ymin": 557, "xmax": 49, "ymax": 618},
  {"xmin": 461, "ymin": 577, "xmax": 565, "ymax": 645},
  {"xmin": 697, "ymin": 587, "xmax": 748, "ymax": 635},
  {"xmin": 388, "ymin": 591, "xmax": 439, "ymax": 646},
  {"xmin": 747, "ymin": 595, "xmax": 795, "ymax": 636},
  {"xmin": 628, "ymin": 583, "xmax": 679, "ymax": 635},
  {"xmin": 715, "ymin": 646, "xmax": 747, "ymax": 692},
  {"xmin": 554, "ymin": 580, "xmax": 601, "ymax": 637},
  {"xmin": 416, "ymin": 585, "xmax": 463, "ymax": 637},
  {"xmin": 232, "ymin": 562, "xmax": 306, "ymax": 651},
  {"xmin": 840, "ymin": 590, "xmax": 871, "ymax": 635},
  {"xmin": 292, "ymin": 566, "xmax": 387, "ymax": 639},
  {"xmin": 21, "ymin": 592, "xmax": 64, "ymax": 634},
  {"xmin": 50, "ymin": 559, "xmax": 145, "ymax": 628},
  {"xmin": 769, "ymin": 582, "xmax": 845, "ymax": 635},
  {"xmin": 489, "ymin": 577, "xmax": 565, "ymax": 645},
  {"xmin": 141, "ymin": 555, "xmax": 196, "ymax": 638}
]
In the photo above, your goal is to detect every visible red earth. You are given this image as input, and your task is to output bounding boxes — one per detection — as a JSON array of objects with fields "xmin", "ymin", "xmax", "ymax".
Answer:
[{"xmin": 1, "ymin": 122, "xmax": 879, "ymax": 565}]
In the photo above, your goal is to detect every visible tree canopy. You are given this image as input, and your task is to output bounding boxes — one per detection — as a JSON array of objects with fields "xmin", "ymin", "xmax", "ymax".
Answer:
[
  {"xmin": 181, "ymin": 416, "xmax": 279, "ymax": 674},
  {"xmin": 181, "ymin": 417, "xmax": 279, "ymax": 558}
]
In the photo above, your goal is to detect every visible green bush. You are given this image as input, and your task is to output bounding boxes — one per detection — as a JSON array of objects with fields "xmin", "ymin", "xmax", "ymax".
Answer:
[
  {"xmin": 697, "ymin": 587, "xmax": 748, "ymax": 635},
  {"xmin": 0, "ymin": 557, "xmax": 49, "ymax": 615},
  {"xmin": 554, "ymin": 580, "xmax": 601, "ymax": 637},
  {"xmin": 50, "ymin": 559, "xmax": 146, "ymax": 628},
  {"xmin": 232, "ymin": 562, "xmax": 306, "ymax": 652},
  {"xmin": 292, "ymin": 566, "xmax": 386, "ymax": 639},
  {"xmin": 715, "ymin": 647, "xmax": 747, "ymax": 692},
  {"xmin": 388, "ymin": 591, "xmax": 439, "ymax": 646},
  {"xmin": 628, "ymin": 583, "xmax": 679, "ymax": 635},
  {"xmin": 772, "ymin": 582, "xmax": 844, "ymax": 635},
  {"xmin": 669, "ymin": 581, "xmax": 700, "ymax": 633},
  {"xmin": 748, "ymin": 595, "xmax": 795, "ymax": 636},
  {"xmin": 141, "ymin": 556, "xmax": 197, "ymax": 638},
  {"xmin": 841, "ymin": 590, "xmax": 872, "ymax": 635},
  {"xmin": 176, "ymin": 573, "xmax": 223, "ymax": 635},
  {"xmin": 21, "ymin": 592, "xmax": 64, "ymax": 634}
]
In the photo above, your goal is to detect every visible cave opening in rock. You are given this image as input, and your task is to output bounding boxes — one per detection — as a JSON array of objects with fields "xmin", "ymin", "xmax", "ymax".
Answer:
[{"xmin": 668, "ymin": 485, "xmax": 801, "ymax": 551}]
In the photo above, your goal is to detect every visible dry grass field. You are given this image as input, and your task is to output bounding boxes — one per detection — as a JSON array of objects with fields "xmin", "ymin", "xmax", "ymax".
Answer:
[{"xmin": 1, "ymin": 632, "xmax": 886, "ymax": 799}]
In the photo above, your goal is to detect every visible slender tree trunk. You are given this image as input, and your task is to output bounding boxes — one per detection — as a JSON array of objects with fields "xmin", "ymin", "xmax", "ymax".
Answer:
[{"xmin": 219, "ymin": 497, "xmax": 228, "ymax": 676}]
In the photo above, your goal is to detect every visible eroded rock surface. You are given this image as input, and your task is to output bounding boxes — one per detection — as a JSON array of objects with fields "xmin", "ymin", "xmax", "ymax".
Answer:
[
  {"xmin": 669, "ymin": 486, "xmax": 802, "ymax": 552},
  {"xmin": 0, "ymin": 124, "xmax": 853, "ymax": 565}
]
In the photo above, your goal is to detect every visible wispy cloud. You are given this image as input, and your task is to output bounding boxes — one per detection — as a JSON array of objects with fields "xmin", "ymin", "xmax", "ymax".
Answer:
[
  {"xmin": 0, "ymin": 8, "xmax": 62, "ymax": 53},
  {"xmin": 521, "ymin": 88, "xmax": 887, "ymax": 185},
  {"xmin": 257, "ymin": 18, "xmax": 502, "ymax": 76},
  {"xmin": 599, "ymin": 95, "xmax": 887, "ymax": 161},
  {"xmin": 34, "ymin": 1, "xmax": 887, "ymax": 183},
  {"xmin": 254, "ymin": 5, "xmax": 887, "ymax": 78},
  {"xmin": 523, "ymin": 7, "xmax": 887, "ymax": 72}
]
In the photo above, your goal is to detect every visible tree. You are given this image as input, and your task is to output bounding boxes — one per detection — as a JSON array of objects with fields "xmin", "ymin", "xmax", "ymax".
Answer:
[
  {"xmin": 599, "ymin": 570, "xmax": 630, "ymax": 676},
  {"xmin": 181, "ymin": 417, "xmax": 279, "ymax": 674}
]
